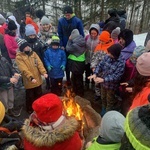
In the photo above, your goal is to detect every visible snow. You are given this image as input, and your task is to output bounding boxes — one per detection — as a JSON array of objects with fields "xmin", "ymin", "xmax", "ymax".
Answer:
[{"xmin": 134, "ymin": 33, "xmax": 147, "ymax": 46}]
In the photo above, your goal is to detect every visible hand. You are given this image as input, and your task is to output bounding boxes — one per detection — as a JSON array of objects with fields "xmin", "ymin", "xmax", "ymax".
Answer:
[
  {"xmin": 48, "ymin": 65, "xmax": 53, "ymax": 71},
  {"xmin": 94, "ymin": 77, "xmax": 104, "ymax": 83},
  {"xmin": 10, "ymin": 77, "xmax": 18, "ymax": 84},
  {"xmin": 31, "ymin": 79, "xmax": 37, "ymax": 83},
  {"xmin": 14, "ymin": 73, "xmax": 21, "ymax": 79},
  {"xmin": 60, "ymin": 65, "xmax": 65, "ymax": 71},
  {"xmin": 126, "ymin": 87, "xmax": 133, "ymax": 93},
  {"xmin": 88, "ymin": 74, "xmax": 96, "ymax": 80},
  {"xmin": 120, "ymin": 82, "xmax": 129, "ymax": 86},
  {"xmin": 69, "ymin": 36, "xmax": 72, "ymax": 40},
  {"xmin": 43, "ymin": 74, "xmax": 48, "ymax": 78}
]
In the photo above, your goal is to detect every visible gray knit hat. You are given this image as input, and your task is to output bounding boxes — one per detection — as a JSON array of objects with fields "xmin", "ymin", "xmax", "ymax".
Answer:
[
  {"xmin": 125, "ymin": 104, "xmax": 150, "ymax": 150},
  {"xmin": 111, "ymin": 27, "xmax": 121, "ymax": 40},
  {"xmin": 41, "ymin": 16, "xmax": 50, "ymax": 25},
  {"xmin": 71, "ymin": 29, "xmax": 80, "ymax": 40},
  {"xmin": 99, "ymin": 111, "xmax": 125, "ymax": 143}
]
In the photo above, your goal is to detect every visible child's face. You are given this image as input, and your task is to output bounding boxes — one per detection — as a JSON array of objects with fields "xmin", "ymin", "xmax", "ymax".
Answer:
[
  {"xmin": 52, "ymin": 45, "xmax": 59, "ymax": 49},
  {"xmin": 42, "ymin": 24, "xmax": 51, "ymax": 32},
  {"xmin": 28, "ymin": 34, "xmax": 36, "ymax": 39},
  {"xmin": 119, "ymin": 37, "xmax": 126, "ymax": 47},
  {"xmin": 64, "ymin": 13, "xmax": 72, "ymax": 20},
  {"xmin": 23, "ymin": 46, "xmax": 31, "ymax": 51},
  {"xmin": 90, "ymin": 30, "xmax": 98, "ymax": 39}
]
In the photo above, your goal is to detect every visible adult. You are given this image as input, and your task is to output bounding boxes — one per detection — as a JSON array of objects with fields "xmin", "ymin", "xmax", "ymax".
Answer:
[
  {"xmin": 58, "ymin": 6, "xmax": 84, "ymax": 84},
  {"xmin": 117, "ymin": 10, "xmax": 127, "ymax": 30}
]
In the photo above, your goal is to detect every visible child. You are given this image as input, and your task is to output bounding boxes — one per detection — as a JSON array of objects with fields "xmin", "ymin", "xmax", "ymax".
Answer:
[
  {"xmin": 22, "ymin": 93, "xmax": 82, "ymax": 150},
  {"xmin": 85, "ymin": 24, "xmax": 100, "ymax": 90},
  {"xmin": 88, "ymin": 44, "xmax": 125, "ymax": 115},
  {"xmin": 44, "ymin": 36, "xmax": 66, "ymax": 96},
  {"xmin": 0, "ymin": 50, "xmax": 20, "ymax": 117},
  {"xmin": 129, "ymin": 52, "xmax": 150, "ymax": 110},
  {"xmin": 120, "ymin": 104, "xmax": 150, "ymax": 150},
  {"xmin": 15, "ymin": 38, "xmax": 48, "ymax": 113},
  {"xmin": 86, "ymin": 111, "xmax": 125, "ymax": 150},
  {"xmin": 66, "ymin": 29, "xmax": 86, "ymax": 97}
]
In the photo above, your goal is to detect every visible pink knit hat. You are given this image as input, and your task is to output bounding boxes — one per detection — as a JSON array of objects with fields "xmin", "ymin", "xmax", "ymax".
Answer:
[{"xmin": 136, "ymin": 52, "xmax": 150, "ymax": 76}]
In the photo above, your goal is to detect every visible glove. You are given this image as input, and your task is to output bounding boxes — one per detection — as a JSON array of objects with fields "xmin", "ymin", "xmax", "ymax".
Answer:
[
  {"xmin": 60, "ymin": 65, "xmax": 65, "ymax": 71},
  {"xmin": 48, "ymin": 65, "xmax": 53, "ymax": 71}
]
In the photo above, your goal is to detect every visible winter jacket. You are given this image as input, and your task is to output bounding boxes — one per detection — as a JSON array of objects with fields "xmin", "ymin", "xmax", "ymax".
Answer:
[
  {"xmin": 129, "ymin": 86, "xmax": 150, "ymax": 111},
  {"xmin": 86, "ymin": 137, "xmax": 121, "ymax": 150},
  {"xmin": 22, "ymin": 117, "xmax": 82, "ymax": 150},
  {"xmin": 94, "ymin": 55, "xmax": 125, "ymax": 90},
  {"xmin": 44, "ymin": 48, "xmax": 66, "ymax": 79},
  {"xmin": 121, "ymin": 41, "xmax": 136, "ymax": 61},
  {"xmin": 15, "ymin": 51, "xmax": 46, "ymax": 89},
  {"xmin": 0, "ymin": 34, "xmax": 12, "ymax": 64},
  {"xmin": 0, "ymin": 56, "xmax": 14, "ymax": 90},
  {"xmin": 66, "ymin": 35, "xmax": 86, "ymax": 74},
  {"xmin": 4, "ymin": 34, "xmax": 18, "ymax": 59},
  {"xmin": 85, "ymin": 24, "xmax": 100, "ymax": 64},
  {"xmin": 39, "ymin": 30, "xmax": 57, "ymax": 45},
  {"xmin": 66, "ymin": 35, "xmax": 86, "ymax": 58},
  {"xmin": 90, "ymin": 51, "xmax": 106, "ymax": 69},
  {"xmin": 26, "ymin": 37, "xmax": 44, "ymax": 62},
  {"xmin": 121, "ymin": 59, "xmax": 137, "ymax": 82},
  {"xmin": 58, "ymin": 14, "xmax": 84, "ymax": 47}
]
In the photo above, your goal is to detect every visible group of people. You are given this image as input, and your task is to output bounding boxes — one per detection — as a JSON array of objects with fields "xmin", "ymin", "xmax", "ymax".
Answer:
[{"xmin": 0, "ymin": 5, "xmax": 150, "ymax": 150}]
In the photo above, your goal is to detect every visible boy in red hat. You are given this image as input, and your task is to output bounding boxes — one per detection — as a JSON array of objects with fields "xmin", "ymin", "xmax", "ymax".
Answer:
[{"xmin": 22, "ymin": 93, "xmax": 82, "ymax": 150}]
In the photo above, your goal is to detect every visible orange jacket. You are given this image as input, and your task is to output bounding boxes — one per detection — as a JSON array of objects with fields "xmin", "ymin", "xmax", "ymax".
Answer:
[
  {"xmin": 25, "ymin": 17, "xmax": 39, "ymax": 34},
  {"xmin": 129, "ymin": 86, "xmax": 150, "ymax": 110}
]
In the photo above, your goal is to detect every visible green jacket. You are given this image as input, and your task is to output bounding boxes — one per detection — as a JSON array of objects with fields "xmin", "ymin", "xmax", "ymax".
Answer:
[{"xmin": 86, "ymin": 138, "xmax": 121, "ymax": 150}]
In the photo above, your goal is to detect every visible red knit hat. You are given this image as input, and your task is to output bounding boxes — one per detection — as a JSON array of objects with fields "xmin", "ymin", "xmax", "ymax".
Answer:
[
  {"xmin": 32, "ymin": 93, "xmax": 63, "ymax": 123},
  {"xmin": 99, "ymin": 31, "xmax": 111, "ymax": 42}
]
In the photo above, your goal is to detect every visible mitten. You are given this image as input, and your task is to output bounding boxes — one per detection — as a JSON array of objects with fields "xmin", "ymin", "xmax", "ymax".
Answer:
[{"xmin": 60, "ymin": 65, "xmax": 65, "ymax": 71}]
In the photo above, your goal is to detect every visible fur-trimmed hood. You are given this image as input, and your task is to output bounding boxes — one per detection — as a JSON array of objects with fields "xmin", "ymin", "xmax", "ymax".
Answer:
[{"xmin": 22, "ymin": 117, "xmax": 80, "ymax": 148}]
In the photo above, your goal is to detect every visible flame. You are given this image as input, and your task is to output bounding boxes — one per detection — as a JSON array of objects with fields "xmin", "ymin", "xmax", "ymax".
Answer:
[{"xmin": 62, "ymin": 89, "xmax": 83, "ymax": 126}]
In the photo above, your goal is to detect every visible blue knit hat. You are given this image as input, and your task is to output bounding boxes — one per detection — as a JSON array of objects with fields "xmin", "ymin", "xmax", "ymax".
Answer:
[{"xmin": 25, "ymin": 24, "xmax": 36, "ymax": 36}]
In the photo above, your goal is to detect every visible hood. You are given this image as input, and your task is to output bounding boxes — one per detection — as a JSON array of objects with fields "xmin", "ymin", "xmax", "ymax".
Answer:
[
  {"xmin": 26, "ymin": 17, "xmax": 34, "ymax": 24},
  {"xmin": 22, "ymin": 117, "xmax": 79, "ymax": 147},
  {"xmin": 89, "ymin": 24, "xmax": 100, "ymax": 34}
]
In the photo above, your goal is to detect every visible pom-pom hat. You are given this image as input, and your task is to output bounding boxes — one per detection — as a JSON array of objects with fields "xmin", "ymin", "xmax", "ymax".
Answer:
[{"xmin": 32, "ymin": 93, "xmax": 63, "ymax": 123}]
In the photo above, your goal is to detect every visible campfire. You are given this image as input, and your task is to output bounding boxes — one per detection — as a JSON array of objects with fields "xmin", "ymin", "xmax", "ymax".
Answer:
[
  {"xmin": 62, "ymin": 89, "xmax": 101, "ymax": 149},
  {"xmin": 62, "ymin": 89, "xmax": 84, "ymax": 129}
]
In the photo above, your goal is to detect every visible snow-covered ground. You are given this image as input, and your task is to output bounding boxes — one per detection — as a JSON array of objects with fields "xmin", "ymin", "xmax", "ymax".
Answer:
[{"xmin": 134, "ymin": 33, "xmax": 147, "ymax": 46}]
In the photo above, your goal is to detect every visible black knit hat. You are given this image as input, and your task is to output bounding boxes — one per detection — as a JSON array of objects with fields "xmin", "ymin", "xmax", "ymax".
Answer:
[
  {"xmin": 124, "ymin": 104, "xmax": 150, "ymax": 150},
  {"xmin": 107, "ymin": 44, "xmax": 123, "ymax": 59},
  {"xmin": 8, "ymin": 20, "xmax": 17, "ymax": 30},
  {"xmin": 35, "ymin": 9, "xmax": 45, "ymax": 19},
  {"xmin": 118, "ymin": 29, "xmax": 133, "ymax": 47},
  {"xmin": 63, "ymin": 6, "xmax": 73, "ymax": 14},
  {"xmin": 108, "ymin": 8, "xmax": 117, "ymax": 17},
  {"xmin": 16, "ymin": 38, "xmax": 30, "ymax": 52}
]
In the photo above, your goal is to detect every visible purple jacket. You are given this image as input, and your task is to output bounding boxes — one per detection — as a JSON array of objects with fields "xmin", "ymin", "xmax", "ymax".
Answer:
[{"xmin": 121, "ymin": 41, "xmax": 136, "ymax": 61}]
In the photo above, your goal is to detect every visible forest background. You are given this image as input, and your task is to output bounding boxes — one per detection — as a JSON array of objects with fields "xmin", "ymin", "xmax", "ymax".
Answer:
[{"xmin": 0, "ymin": 0, "xmax": 149, "ymax": 34}]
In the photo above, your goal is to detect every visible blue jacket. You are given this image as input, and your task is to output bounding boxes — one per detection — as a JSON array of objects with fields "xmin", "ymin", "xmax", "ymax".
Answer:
[
  {"xmin": 44, "ymin": 48, "xmax": 66, "ymax": 79},
  {"xmin": 58, "ymin": 15, "xmax": 84, "ymax": 47},
  {"xmin": 94, "ymin": 55, "xmax": 125, "ymax": 90}
]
